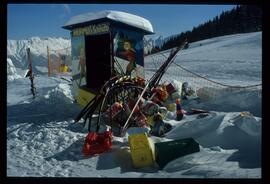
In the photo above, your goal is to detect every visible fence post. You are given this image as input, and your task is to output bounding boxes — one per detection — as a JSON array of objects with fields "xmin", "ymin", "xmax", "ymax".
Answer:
[
  {"xmin": 47, "ymin": 46, "xmax": 51, "ymax": 77},
  {"xmin": 58, "ymin": 53, "xmax": 61, "ymax": 73}
]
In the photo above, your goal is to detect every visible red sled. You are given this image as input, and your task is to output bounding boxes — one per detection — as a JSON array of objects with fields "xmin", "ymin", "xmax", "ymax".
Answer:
[{"xmin": 82, "ymin": 131, "xmax": 113, "ymax": 156}]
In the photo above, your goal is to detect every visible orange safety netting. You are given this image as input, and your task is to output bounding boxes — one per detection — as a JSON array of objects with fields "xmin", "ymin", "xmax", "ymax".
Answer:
[{"xmin": 47, "ymin": 46, "xmax": 72, "ymax": 76}]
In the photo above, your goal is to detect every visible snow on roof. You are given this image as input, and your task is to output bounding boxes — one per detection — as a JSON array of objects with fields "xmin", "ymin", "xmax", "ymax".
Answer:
[{"xmin": 63, "ymin": 10, "xmax": 154, "ymax": 34}]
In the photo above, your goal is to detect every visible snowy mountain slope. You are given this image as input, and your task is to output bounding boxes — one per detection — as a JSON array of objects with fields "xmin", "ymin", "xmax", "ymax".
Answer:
[
  {"xmin": 7, "ymin": 58, "xmax": 21, "ymax": 81},
  {"xmin": 145, "ymin": 32, "xmax": 262, "ymax": 85},
  {"xmin": 7, "ymin": 36, "xmax": 156, "ymax": 78},
  {"xmin": 7, "ymin": 37, "xmax": 71, "ymax": 76},
  {"xmin": 181, "ymin": 32, "xmax": 262, "ymax": 84},
  {"xmin": 7, "ymin": 32, "xmax": 261, "ymax": 178},
  {"xmin": 143, "ymin": 35, "xmax": 165, "ymax": 55}
]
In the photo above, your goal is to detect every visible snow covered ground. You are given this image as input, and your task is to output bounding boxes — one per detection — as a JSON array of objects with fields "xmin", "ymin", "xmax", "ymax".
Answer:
[{"xmin": 7, "ymin": 32, "xmax": 261, "ymax": 178}]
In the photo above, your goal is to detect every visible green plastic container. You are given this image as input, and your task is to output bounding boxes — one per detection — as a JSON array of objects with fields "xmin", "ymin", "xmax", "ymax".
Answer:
[{"xmin": 155, "ymin": 138, "xmax": 200, "ymax": 169}]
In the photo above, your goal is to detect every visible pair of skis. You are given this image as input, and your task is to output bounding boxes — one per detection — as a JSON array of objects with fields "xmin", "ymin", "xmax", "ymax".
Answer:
[
  {"xmin": 26, "ymin": 48, "xmax": 36, "ymax": 99},
  {"xmin": 74, "ymin": 76, "xmax": 120, "ymax": 131}
]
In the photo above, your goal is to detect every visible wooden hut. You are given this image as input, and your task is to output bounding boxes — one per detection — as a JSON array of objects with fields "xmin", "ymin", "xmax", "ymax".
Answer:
[{"xmin": 63, "ymin": 10, "xmax": 154, "ymax": 106}]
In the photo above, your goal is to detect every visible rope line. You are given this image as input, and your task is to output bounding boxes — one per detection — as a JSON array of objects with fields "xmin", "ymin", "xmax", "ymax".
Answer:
[
  {"xmin": 172, "ymin": 62, "xmax": 262, "ymax": 89},
  {"xmin": 47, "ymin": 46, "xmax": 72, "ymax": 76},
  {"xmin": 145, "ymin": 52, "xmax": 261, "ymax": 100}
]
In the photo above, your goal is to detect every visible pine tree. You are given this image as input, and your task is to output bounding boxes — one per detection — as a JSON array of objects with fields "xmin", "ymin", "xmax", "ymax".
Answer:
[{"xmin": 159, "ymin": 5, "xmax": 262, "ymax": 52}]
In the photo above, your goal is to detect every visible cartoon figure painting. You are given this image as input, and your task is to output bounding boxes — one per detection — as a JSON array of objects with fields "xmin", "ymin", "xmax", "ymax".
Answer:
[
  {"xmin": 118, "ymin": 40, "xmax": 137, "ymax": 75},
  {"xmin": 114, "ymin": 29, "xmax": 144, "ymax": 78}
]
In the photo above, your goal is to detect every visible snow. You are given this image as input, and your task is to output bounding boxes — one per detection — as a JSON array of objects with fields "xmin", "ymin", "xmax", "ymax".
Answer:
[
  {"xmin": 145, "ymin": 32, "xmax": 261, "ymax": 86},
  {"xmin": 7, "ymin": 32, "xmax": 261, "ymax": 178},
  {"xmin": 177, "ymin": 32, "xmax": 262, "ymax": 84},
  {"xmin": 63, "ymin": 10, "xmax": 154, "ymax": 34}
]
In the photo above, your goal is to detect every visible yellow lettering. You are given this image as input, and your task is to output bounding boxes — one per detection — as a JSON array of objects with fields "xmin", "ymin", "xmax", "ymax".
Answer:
[{"xmin": 72, "ymin": 23, "xmax": 109, "ymax": 37}]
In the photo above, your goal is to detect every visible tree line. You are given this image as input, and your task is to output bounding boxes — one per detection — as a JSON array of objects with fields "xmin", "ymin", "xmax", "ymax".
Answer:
[{"xmin": 151, "ymin": 5, "xmax": 262, "ymax": 53}]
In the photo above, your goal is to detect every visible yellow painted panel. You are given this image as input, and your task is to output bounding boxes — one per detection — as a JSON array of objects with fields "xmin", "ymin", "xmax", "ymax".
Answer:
[
  {"xmin": 77, "ymin": 88, "xmax": 96, "ymax": 107},
  {"xmin": 130, "ymin": 147, "xmax": 154, "ymax": 168},
  {"xmin": 128, "ymin": 133, "xmax": 150, "ymax": 150},
  {"xmin": 128, "ymin": 133, "xmax": 154, "ymax": 168}
]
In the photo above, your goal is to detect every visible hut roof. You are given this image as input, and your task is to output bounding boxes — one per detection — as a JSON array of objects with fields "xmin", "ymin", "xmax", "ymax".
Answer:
[{"xmin": 63, "ymin": 10, "xmax": 154, "ymax": 34}]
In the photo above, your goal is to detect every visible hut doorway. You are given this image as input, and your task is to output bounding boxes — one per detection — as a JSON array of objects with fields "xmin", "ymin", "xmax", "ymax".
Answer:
[{"xmin": 85, "ymin": 33, "xmax": 111, "ymax": 90}]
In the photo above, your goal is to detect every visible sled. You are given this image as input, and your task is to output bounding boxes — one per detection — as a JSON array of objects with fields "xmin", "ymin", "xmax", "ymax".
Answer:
[
  {"xmin": 82, "ymin": 130, "xmax": 112, "ymax": 156},
  {"xmin": 186, "ymin": 108, "xmax": 209, "ymax": 115},
  {"xmin": 155, "ymin": 138, "xmax": 200, "ymax": 169}
]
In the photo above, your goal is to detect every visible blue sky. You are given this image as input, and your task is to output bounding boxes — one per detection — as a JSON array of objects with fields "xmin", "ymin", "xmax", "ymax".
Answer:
[{"xmin": 7, "ymin": 4, "xmax": 236, "ymax": 40}]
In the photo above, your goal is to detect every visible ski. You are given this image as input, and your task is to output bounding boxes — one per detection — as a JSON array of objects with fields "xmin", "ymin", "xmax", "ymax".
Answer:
[
  {"xmin": 26, "ymin": 48, "xmax": 36, "ymax": 99},
  {"xmin": 121, "ymin": 82, "xmax": 150, "ymax": 136}
]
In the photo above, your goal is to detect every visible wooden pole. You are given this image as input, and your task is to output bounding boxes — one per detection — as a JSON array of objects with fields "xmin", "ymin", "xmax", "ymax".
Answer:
[
  {"xmin": 58, "ymin": 53, "xmax": 61, "ymax": 73},
  {"xmin": 47, "ymin": 46, "xmax": 51, "ymax": 77},
  {"xmin": 27, "ymin": 48, "xmax": 36, "ymax": 98}
]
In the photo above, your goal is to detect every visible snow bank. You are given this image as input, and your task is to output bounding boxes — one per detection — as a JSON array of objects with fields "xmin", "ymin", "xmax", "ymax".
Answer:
[
  {"xmin": 165, "ymin": 112, "xmax": 261, "ymax": 149},
  {"xmin": 189, "ymin": 87, "xmax": 262, "ymax": 117},
  {"xmin": 7, "ymin": 76, "xmax": 79, "ymax": 124},
  {"xmin": 163, "ymin": 146, "xmax": 259, "ymax": 178}
]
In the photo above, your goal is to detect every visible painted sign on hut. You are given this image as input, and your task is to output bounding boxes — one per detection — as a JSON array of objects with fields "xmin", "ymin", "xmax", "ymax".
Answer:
[{"xmin": 63, "ymin": 10, "xmax": 154, "ymax": 106}]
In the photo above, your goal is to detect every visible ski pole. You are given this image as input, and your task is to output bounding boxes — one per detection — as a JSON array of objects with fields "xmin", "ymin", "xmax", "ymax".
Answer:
[{"xmin": 121, "ymin": 82, "xmax": 150, "ymax": 136}]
